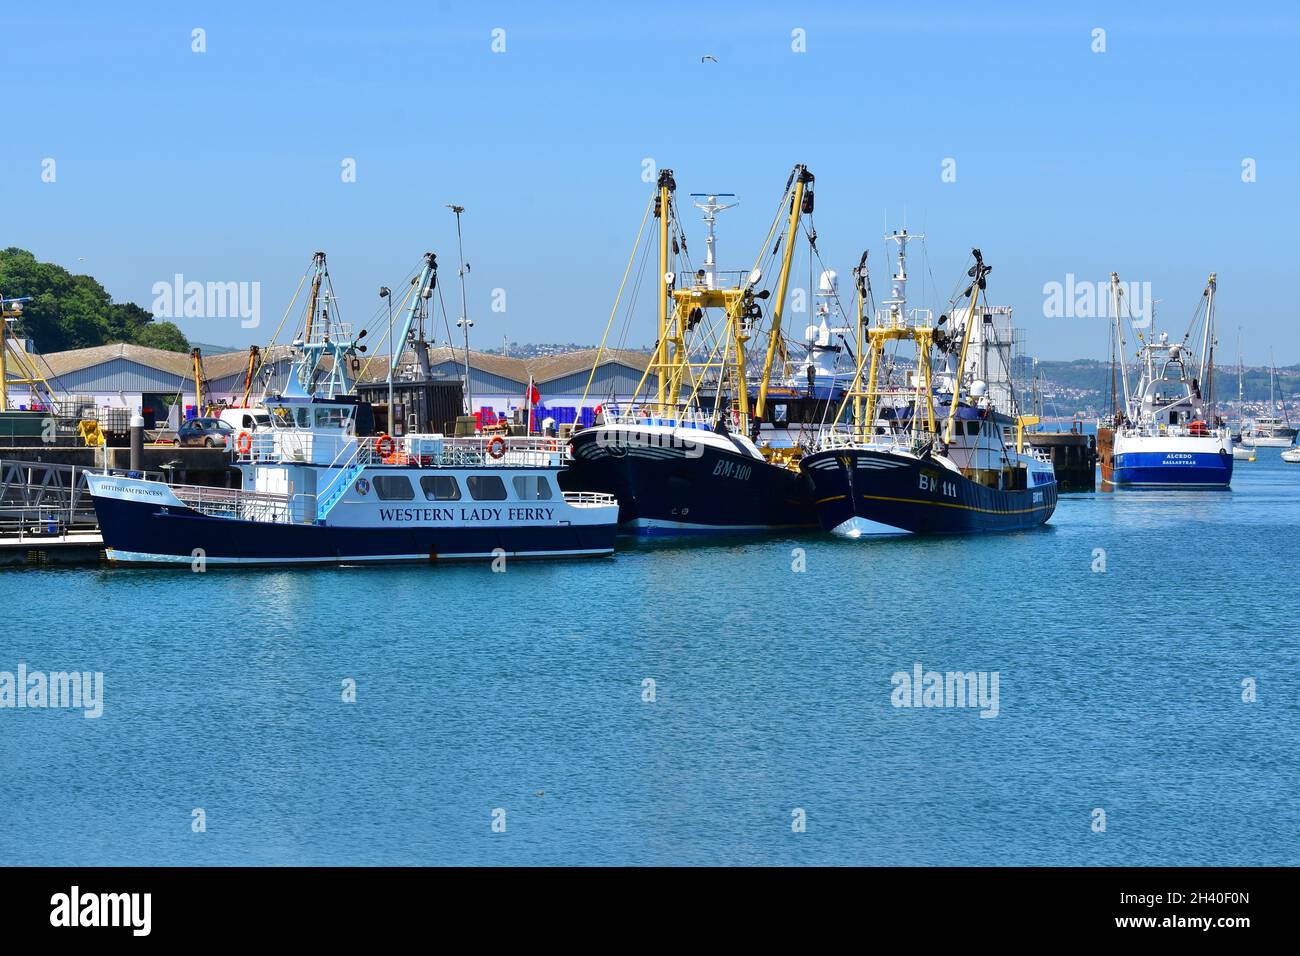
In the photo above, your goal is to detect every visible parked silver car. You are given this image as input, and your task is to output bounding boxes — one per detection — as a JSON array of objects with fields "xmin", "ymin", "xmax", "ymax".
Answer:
[{"xmin": 177, "ymin": 417, "xmax": 235, "ymax": 448}]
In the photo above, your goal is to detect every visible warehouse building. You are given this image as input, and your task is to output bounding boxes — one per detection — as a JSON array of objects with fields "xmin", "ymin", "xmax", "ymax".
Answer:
[{"xmin": 10, "ymin": 342, "xmax": 657, "ymax": 431}]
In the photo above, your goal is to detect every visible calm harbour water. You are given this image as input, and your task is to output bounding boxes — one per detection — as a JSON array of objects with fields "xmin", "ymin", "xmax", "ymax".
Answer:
[{"xmin": 2, "ymin": 450, "xmax": 1297, "ymax": 866}]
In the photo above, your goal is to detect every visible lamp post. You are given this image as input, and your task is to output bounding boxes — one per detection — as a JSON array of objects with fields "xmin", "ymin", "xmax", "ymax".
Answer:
[
  {"xmin": 447, "ymin": 204, "xmax": 473, "ymax": 418},
  {"xmin": 380, "ymin": 286, "xmax": 392, "ymax": 433}
]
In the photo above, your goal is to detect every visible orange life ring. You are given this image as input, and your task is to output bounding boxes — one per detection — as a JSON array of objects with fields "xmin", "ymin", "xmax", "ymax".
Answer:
[
  {"xmin": 487, "ymin": 435, "xmax": 507, "ymax": 460},
  {"xmin": 235, "ymin": 431, "xmax": 253, "ymax": 455},
  {"xmin": 375, "ymin": 434, "xmax": 395, "ymax": 458}
]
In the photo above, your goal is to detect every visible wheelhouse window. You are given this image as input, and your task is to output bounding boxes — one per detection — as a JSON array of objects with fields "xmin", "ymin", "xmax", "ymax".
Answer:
[
  {"xmin": 512, "ymin": 475, "xmax": 553, "ymax": 501},
  {"xmin": 420, "ymin": 475, "xmax": 462, "ymax": 501},
  {"xmin": 314, "ymin": 406, "xmax": 351, "ymax": 429},
  {"xmin": 467, "ymin": 475, "xmax": 507, "ymax": 501},
  {"xmin": 373, "ymin": 475, "xmax": 415, "ymax": 500}
]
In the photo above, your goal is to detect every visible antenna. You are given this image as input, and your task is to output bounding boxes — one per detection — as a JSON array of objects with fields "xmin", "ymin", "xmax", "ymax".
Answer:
[
  {"xmin": 880, "ymin": 229, "xmax": 924, "ymax": 326},
  {"xmin": 689, "ymin": 193, "xmax": 738, "ymax": 290}
]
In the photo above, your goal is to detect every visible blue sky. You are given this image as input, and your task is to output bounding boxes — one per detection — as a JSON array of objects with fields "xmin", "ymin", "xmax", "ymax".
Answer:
[{"xmin": 3, "ymin": 1, "xmax": 1298, "ymax": 362}]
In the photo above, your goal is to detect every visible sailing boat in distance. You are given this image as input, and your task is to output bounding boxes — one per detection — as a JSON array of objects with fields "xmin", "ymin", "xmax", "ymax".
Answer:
[{"xmin": 1240, "ymin": 351, "xmax": 1297, "ymax": 447}]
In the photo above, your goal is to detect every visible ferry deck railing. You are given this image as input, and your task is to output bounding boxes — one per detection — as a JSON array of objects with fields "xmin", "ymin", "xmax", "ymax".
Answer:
[
  {"xmin": 236, "ymin": 433, "xmax": 570, "ymax": 469},
  {"xmin": 169, "ymin": 483, "xmax": 300, "ymax": 524},
  {"xmin": 560, "ymin": 491, "xmax": 617, "ymax": 508}
]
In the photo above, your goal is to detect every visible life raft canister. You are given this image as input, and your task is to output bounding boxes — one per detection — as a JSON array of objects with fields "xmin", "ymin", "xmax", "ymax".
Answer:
[
  {"xmin": 487, "ymin": 435, "xmax": 508, "ymax": 460},
  {"xmin": 235, "ymin": 431, "xmax": 253, "ymax": 455},
  {"xmin": 1189, "ymin": 420, "xmax": 1208, "ymax": 437},
  {"xmin": 375, "ymin": 433, "xmax": 395, "ymax": 458}
]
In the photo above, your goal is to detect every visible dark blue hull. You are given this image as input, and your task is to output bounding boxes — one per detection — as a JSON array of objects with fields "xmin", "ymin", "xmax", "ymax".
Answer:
[
  {"xmin": 90, "ymin": 495, "xmax": 616, "ymax": 565},
  {"xmin": 802, "ymin": 448, "xmax": 1057, "ymax": 535},
  {"xmin": 561, "ymin": 427, "xmax": 816, "ymax": 534}
]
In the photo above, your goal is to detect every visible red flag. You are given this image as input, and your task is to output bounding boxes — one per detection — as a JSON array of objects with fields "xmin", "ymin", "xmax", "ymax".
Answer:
[{"xmin": 527, "ymin": 381, "xmax": 540, "ymax": 406}]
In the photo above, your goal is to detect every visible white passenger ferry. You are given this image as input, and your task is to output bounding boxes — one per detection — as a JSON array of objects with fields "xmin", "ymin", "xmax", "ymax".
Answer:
[
  {"xmin": 86, "ymin": 394, "xmax": 617, "ymax": 566},
  {"xmin": 86, "ymin": 250, "xmax": 617, "ymax": 566}
]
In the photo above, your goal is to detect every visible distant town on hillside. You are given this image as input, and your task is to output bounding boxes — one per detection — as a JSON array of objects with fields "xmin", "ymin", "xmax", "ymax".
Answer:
[{"xmin": 6, "ymin": 249, "xmax": 1300, "ymax": 421}]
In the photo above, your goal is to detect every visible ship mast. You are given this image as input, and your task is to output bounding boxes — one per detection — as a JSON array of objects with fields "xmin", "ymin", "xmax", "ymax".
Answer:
[
  {"xmin": 690, "ymin": 193, "xmax": 737, "ymax": 291},
  {"xmin": 654, "ymin": 169, "xmax": 676, "ymax": 410},
  {"xmin": 882, "ymin": 229, "xmax": 921, "ymax": 327},
  {"xmin": 1109, "ymin": 273, "xmax": 1133, "ymax": 421},
  {"xmin": 1199, "ymin": 272, "xmax": 1216, "ymax": 403},
  {"xmin": 756, "ymin": 164, "xmax": 814, "ymax": 421},
  {"xmin": 942, "ymin": 249, "xmax": 990, "ymax": 445}
]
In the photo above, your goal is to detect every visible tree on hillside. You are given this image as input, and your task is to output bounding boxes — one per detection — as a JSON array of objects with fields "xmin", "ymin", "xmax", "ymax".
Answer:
[
  {"xmin": 133, "ymin": 320, "xmax": 189, "ymax": 352},
  {"xmin": 0, "ymin": 247, "xmax": 189, "ymax": 353}
]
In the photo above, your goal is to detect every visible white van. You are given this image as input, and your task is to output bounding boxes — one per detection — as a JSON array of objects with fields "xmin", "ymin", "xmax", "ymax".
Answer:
[{"xmin": 218, "ymin": 407, "xmax": 274, "ymax": 432}]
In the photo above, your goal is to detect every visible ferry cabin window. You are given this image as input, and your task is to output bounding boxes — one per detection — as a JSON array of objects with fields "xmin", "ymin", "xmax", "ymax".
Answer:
[
  {"xmin": 966, "ymin": 421, "xmax": 980, "ymax": 435},
  {"xmin": 512, "ymin": 475, "xmax": 553, "ymax": 501},
  {"xmin": 373, "ymin": 475, "xmax": 415, "ymax": 500},
  {"xmin": 420, "ymin": 475, "xmax": 461, "ymax": 501},
  {"xmin": 467, "ymin": 475, "xmax": 508, "ymax": 501}
]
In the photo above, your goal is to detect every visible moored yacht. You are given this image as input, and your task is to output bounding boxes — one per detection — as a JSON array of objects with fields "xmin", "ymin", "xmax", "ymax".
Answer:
[{"xmin": 1240, "ymin": 356, "xmax": 1296, "ymax": 447}]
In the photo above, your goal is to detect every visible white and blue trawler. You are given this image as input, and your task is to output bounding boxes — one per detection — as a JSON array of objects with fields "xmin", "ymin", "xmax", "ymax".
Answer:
[
  {"xmin": 86, "ymin": 251, "xmax": 617, "ymax": 566},
  {"xmin": 1100, "ymin": 273, "xmax": 1233, "ymax": 489}
]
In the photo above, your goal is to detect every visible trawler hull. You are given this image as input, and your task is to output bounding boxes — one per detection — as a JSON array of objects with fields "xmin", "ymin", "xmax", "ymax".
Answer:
[
  {"xmin": 86, "ymin": 474, "xmax": 616, "ymax": 565},
  {"xmin": 802, "ymin": 448, "xmax": 1057, "ymax": 536},
  {"xmin": 1107, "ymin": 433, "xmax": 1233, "ymax": 489},
  {"xmin": 562, "ymin": 426, "xmax": 816, "ymax": 534}
]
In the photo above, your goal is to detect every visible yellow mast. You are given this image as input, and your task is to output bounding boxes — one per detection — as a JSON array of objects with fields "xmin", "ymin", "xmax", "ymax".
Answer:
[
  {"xmin": 191, "ymin": 348, "xmax": 207, "ymax": 415},
  {"xmin": 240, "ymin": 345, "xmax": 261, "ymax": 408},
  {"xmin": 654, "ymin": 170, "xmax": 674, "ymax": 410},
  {"xmin": 942, "ymin": 249, "xmax": 990, "ymax": 445},
  {"xmin": 851, "ymin": 253, "xmax": 868, "ymax": 435},
  {"xmin": 0, "ymin": 296, "xmax": 10, "ymax": 412},
  {"xmin": 755, "ymin": 165, "xmax": 812, "ymax": 421},
  {"xmin": 303, "ymin": 252, "xmax": 325, "ymax": 345},
  {"xmin": 0, "ymin": 295, "xmax": 58, "ymax": 413}
]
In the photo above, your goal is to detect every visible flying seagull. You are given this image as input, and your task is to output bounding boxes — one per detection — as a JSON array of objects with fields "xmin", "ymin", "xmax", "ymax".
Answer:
[{"xmin": 701, "ymin": 54, "xmax": 718, "ymax": 63}]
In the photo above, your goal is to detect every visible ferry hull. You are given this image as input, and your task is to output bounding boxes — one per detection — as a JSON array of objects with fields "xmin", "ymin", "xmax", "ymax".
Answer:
[
  {"xmin": 562, "ymin": 427, "xmax": 816, "ymax": 535},
  {"xmin": 88, "ymin": 484, "xmax": 616, "ymax": 566},
  {"xmin": 802, "ymin": 448, "xmax": 1057, "ymax": 536}
]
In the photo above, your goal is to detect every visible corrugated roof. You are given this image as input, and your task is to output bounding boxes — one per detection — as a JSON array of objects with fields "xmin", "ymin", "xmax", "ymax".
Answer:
[
  {"xmin": 202, "ymin": 344, "xmax": 296, "ymax": 379},
  {"xmin": 354, "ymin": 346, "xmax": 530, "ymax": 385},
  {"xmin": 38, "ymin": 343, "xmax": 194, "ymax": 378},
  {"xmin": 32, "ymin": 343, "xmax": 655, "ymax": 391}
]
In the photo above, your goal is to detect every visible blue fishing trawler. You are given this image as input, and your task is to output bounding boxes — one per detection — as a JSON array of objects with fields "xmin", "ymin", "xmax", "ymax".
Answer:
[
  {"xmin": 801, "ymin": 243, "xmax": 1057, "ymax": 536},
  {"xmin": 1100, "ymin": 274, "xmax": 1233, "ymax": 489}
]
